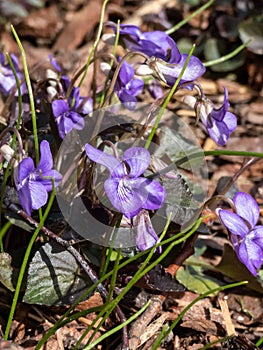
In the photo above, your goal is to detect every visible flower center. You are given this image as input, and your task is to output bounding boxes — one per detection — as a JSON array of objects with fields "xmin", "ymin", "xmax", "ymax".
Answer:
[{"xmin": 117, "ymin": 178, "xmax": 133, "ymax": 201}]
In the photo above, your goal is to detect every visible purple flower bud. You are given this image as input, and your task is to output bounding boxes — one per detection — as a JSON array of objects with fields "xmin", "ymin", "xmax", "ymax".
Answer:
[
  {"xmin": 184, "ymin": 88, "xmax": 237, "ymax": 146},
  {"xmin": 134, "ymin": 209, "xmax": 161, "ymax": 252}
]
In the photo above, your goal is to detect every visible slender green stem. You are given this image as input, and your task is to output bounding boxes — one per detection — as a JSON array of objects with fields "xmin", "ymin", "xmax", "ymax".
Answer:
[
  {"xmin": 175, "ymin": 149, "xmax": 263, "ymax": 168},
  {"xmin": 152, "ymin": 281, "xmax": 248, "ymax": 349},
  {"xmin": 256, "ymin": 336, "xmax": 263, "ymax": 347},
  {"xmin": 84, "ymin": 300, "xmax": 151, "ymax": 350},
  {"xmin": 145, "ymin": 44, "xmax": 196, "ymax": 149},
  {"xmin": 11, "ymin": 25, "xmax": 39, "ymax": 166},
  {"xmin": 204, "ymin": 150, "xmax": 263, "ymax": 158},
  {"xmin": 203, "ymin": 40, "xmax": 251, "ymax": 67},
  {"xmin": 166, "ymin": 0, "xmax": 215, "ymax": 35},
  {"xmin": 77, "ymin": 0, "xmax": 109, "ymax": 88},
  {"xmin": 99, "ymin": 20, "xmax": 120, "ymax": 107},
  {"xmin": 5, "ymin": 53, "xmax": 23, "ymax": 129},
  {"xmin": 151, "ymin": 150, "xmax": 263, "ymax": 178},
  {"xmin": 107, "ymin": 248, "xmax": 122, "ymax": 302},
  {"xmin": 4, "ymin": 185, "xmax": 56, "ymax": 340},
  {"xmin": 0, "ymin": 221, "xmax": 12, "ymax": 253}
]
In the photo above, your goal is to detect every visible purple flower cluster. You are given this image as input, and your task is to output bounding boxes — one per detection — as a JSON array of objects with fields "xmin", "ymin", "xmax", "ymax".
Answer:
[
  {"xmin": 219, "ymin": 192, "xmax": 263, "ymax": 276},
  {"xmin": 15, "ymin": 140, "xmax": 62, "ymax": 215},
  {"xmin": 85, "ymin": 144, "xmax": 165, "ymax": 250}
]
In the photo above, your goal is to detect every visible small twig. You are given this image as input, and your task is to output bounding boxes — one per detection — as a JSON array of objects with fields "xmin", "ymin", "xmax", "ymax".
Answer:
[{"xmin": 9, "ymin": 203, "xmax": 129, "ymax": 349}]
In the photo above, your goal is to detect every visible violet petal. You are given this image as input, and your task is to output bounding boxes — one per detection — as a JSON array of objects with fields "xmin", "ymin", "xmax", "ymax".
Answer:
[
  {"xmin": 68, "ymin": 111, "xmax": 85, "ymax": 130},
  {"xmin": 104, "ymin": 177, "xmax": 145, "ymax": 218},
  {"xmin": 52, "ymin": 100, "xmax": 69, "ymax": 118},
  {"xmin": 28, "ymin": 180, "xmax": 48, "ymax": 210},
  {"xmin": 233, "ymin": 192, "xmax": 259, "ymax": 228},
  {"xmin": 37, "ymin": 140, "xmax": 53, "ymax": 173},
  {"xmin": 122, "ymin": 147, "xmax": 150, "ymax": 177},
  {"xmin": 239, "ymin": 239, "xmax": 262, "ymax": 276},
  {"xmin": 37, "ymin": 169, "xmax": 62, "ymax": 192},
  {"xmin": 17, "ymin": 179, "xmax": 32, "ymax": 215},
  {"xmin": 143, "ymin": 179, "xmax": 166, "ymax": 210},
  {"xmin": 207, "ymin": 120, "xmax": 230, "ymax": 146},
  {"xmin": 252, "ymin": 226, "xmax": 263, "ymax": 246},
  {"xmin": 134, "ymin": 210, "xmax": 160, "ymax": 251},
  {"xmin": 18, "ymin": 157, "xmax": 34, "ymax": 184},
  {"xmin": 219, "ymin": 210, "xmax": 249, "ymax": 237},
  {"xmin": 223, "ymin": 112, "xmax": 237, "ymax": 133},
  {"xmin": 85, "ymin": 144, "xmax": 124, "ymax": 177}
]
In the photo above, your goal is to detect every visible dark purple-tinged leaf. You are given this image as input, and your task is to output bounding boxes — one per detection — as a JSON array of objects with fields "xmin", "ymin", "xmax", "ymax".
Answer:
[
  {"xmin": 239, "ymin": 20, "xmax": 263, "ymax": 55},
  {"xmin": 23, "ymin": 242, "xmax": 79, "ymax": 305},
  {"xmin": 138, "ymin": 264, "xmax": 185, "ymax": 292},
  {"xmin": 216, "ymin": 15, "xmax": 239, "ymax": 39}
]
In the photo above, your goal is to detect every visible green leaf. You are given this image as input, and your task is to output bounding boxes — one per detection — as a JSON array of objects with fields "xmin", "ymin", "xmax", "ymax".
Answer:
[
  {"xmin": 0, "ymin": 253, "xmax": 15, "ymax": 291},
  {"xmin": 176, "ymin": 265, "xmax": 222, "ymax": 294},
  {"xmin": 23, "ymin": 242, "xmax": 79, "ymax": 305},
  {"xmin": 204, "ymin": 38, "xmax": 245, "ymax": 72}
]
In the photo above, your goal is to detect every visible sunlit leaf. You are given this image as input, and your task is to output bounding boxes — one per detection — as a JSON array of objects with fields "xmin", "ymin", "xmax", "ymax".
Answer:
[{"xmin": 176, "ymin": 265, "xmax": 222, "ymax": 294}]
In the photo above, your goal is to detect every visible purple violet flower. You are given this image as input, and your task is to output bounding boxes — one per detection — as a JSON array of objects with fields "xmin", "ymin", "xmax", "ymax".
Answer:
[
  {"xmin": 85, "ymin": 144, "xmax": 166, "ymax": 219},
  {"xmin": 114, "ymin": 60, "xmax": 144, "ymax": 110},
  {"xmin": 218, "ymin": 192, "xmax": 263, "ymax": 276},
  {"xmin": 0, "ymin": 52, "xmax": 26, "ymax": 96},
  {"xmin": 108, "ymin": 23, "xmax": 205, "ymax": 85},
  {"xmin": 134, "ymin": 209, "xmax": 161, "ymax": 252},
  {"xmin": 51, "ymin": 81, "xmax": 92, "ymax": 139},
  {"xmin": 184, "ymin": 87, "xmax": 237, "ymax": 146},
  {"xmin": 16, "ymin": 140, "xmax": 62, "ymax": 215},
  {"xmin": 108, "ymin": 23, "xmax": 180, "ymax": 62},
  {"xmin": 144, "ymin": 55, "xmax": 206, "ymax": 87},
  {"xmin": 52, "ymin": 99, "xmax": 85, "ymax": 139}
]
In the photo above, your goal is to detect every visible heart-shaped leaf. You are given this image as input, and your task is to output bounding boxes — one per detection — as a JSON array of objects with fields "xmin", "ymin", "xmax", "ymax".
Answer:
[
  {"xmin": 176, "ymin": 265, "xmax": 222, "ymax": 294},
  {"xmin": 23, "ymin": 242, "xmax": 79, "ymax": 305}
]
